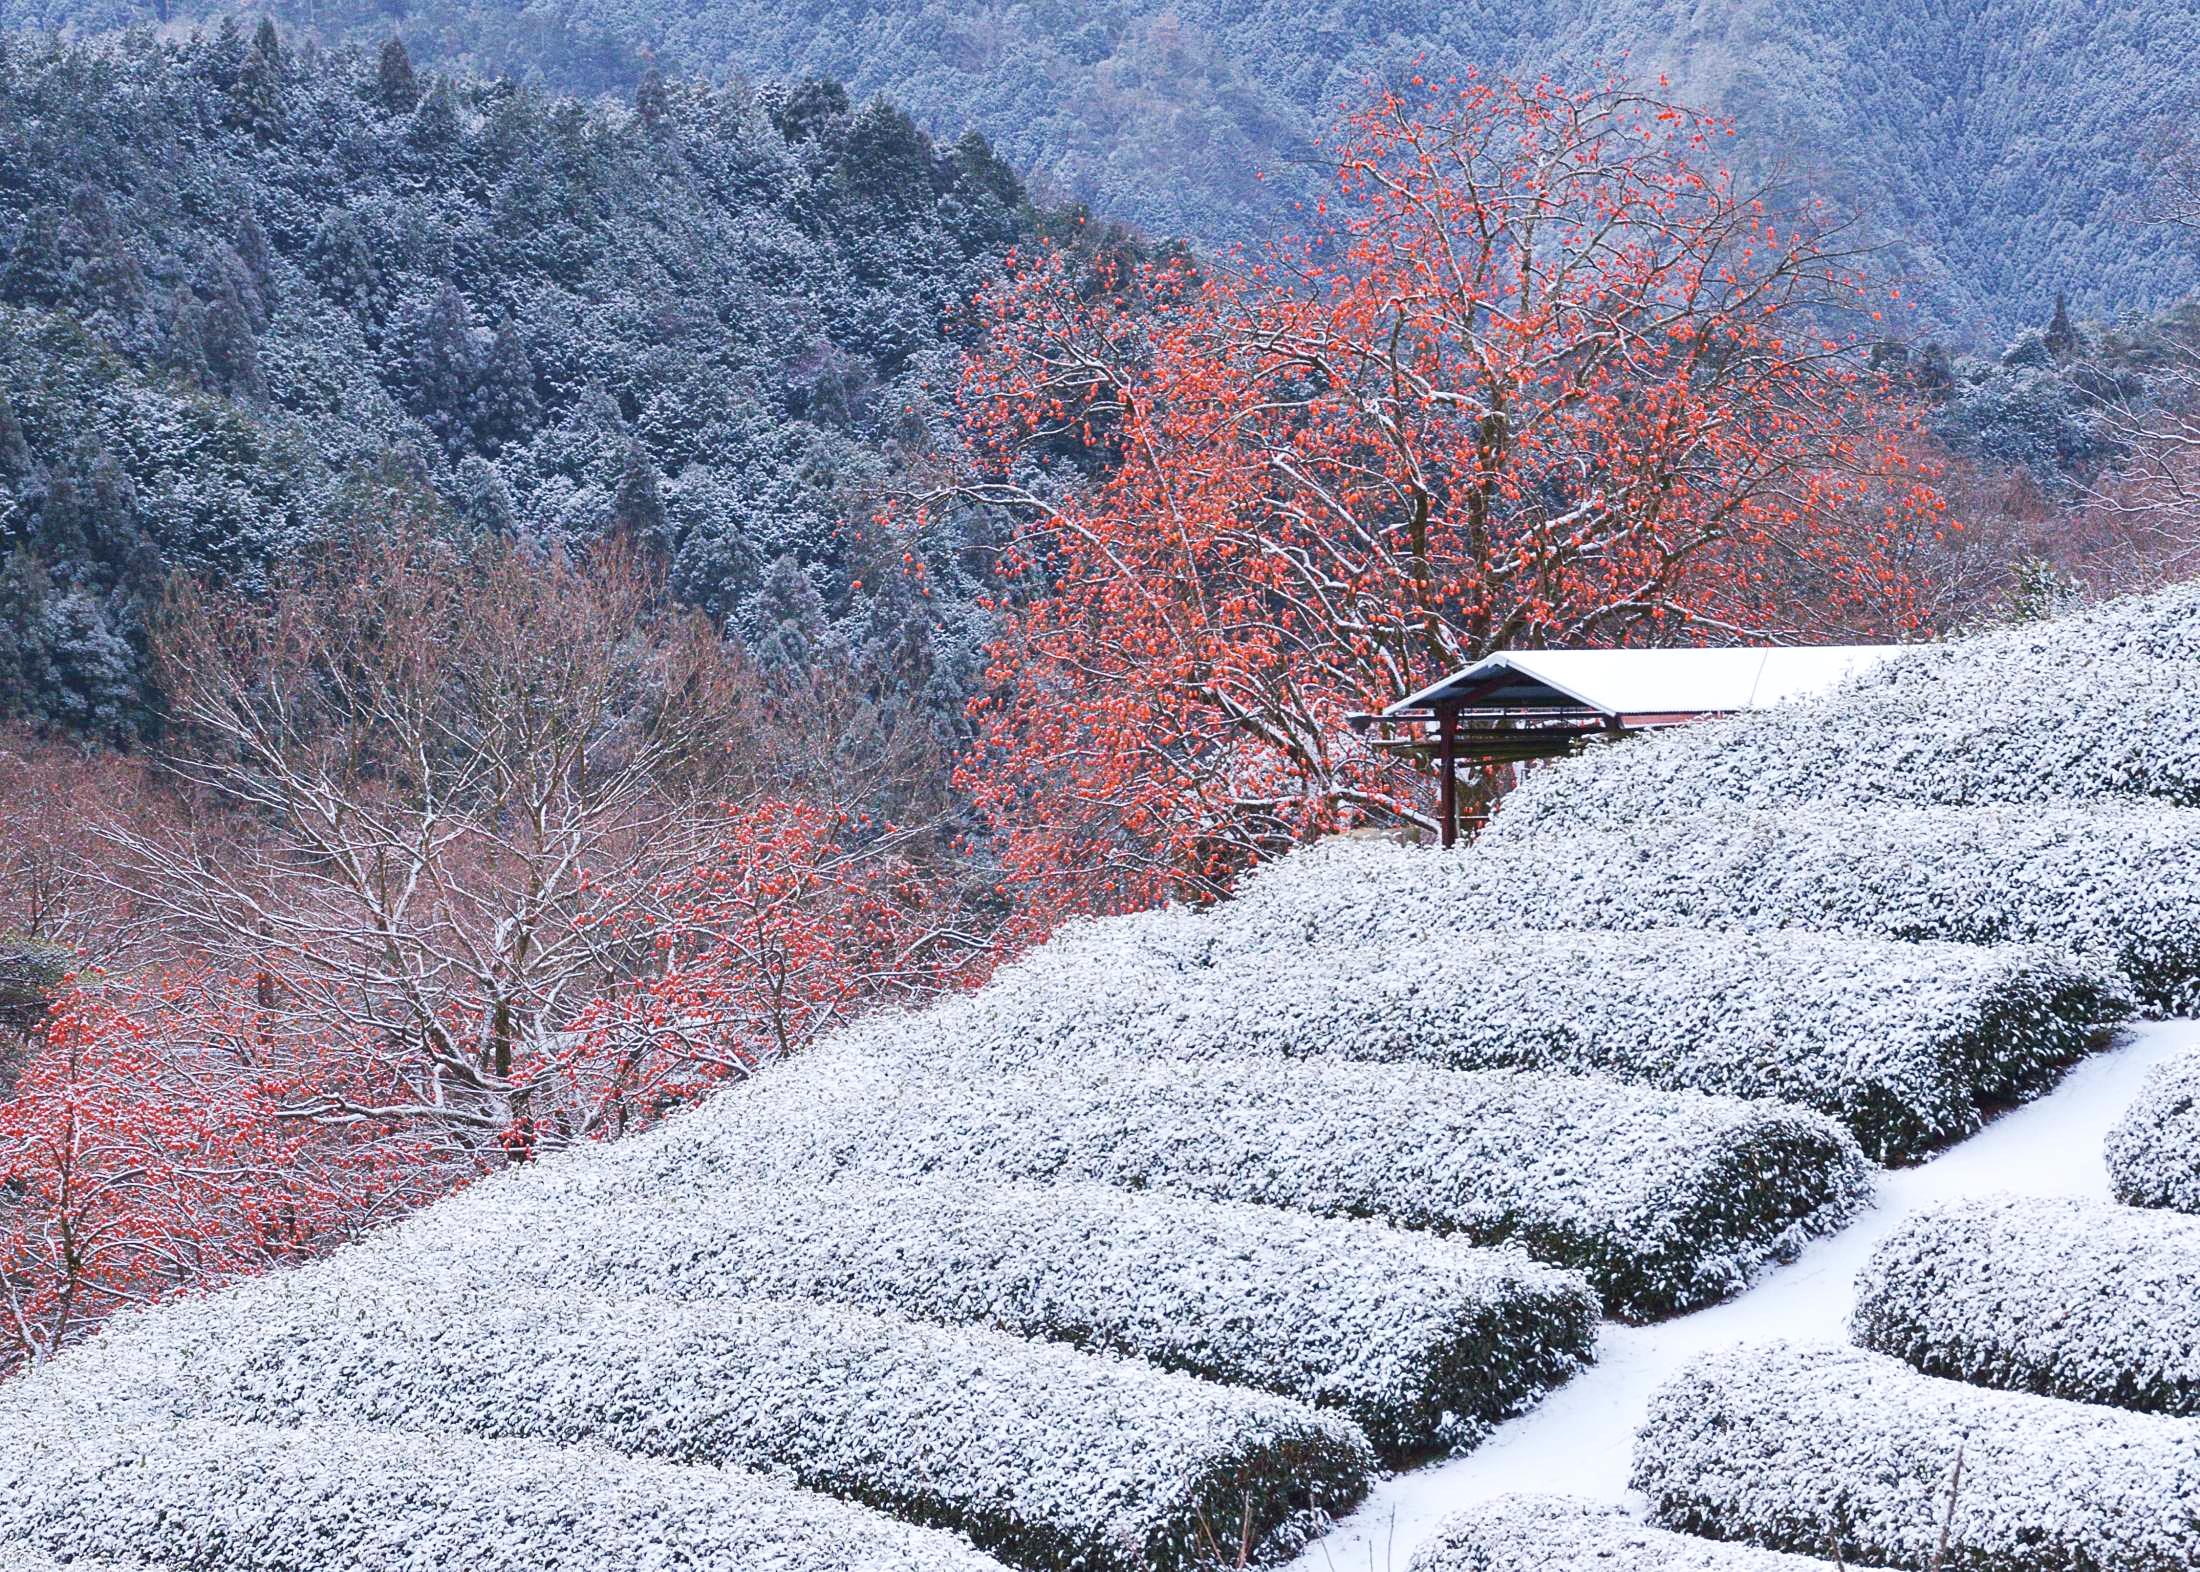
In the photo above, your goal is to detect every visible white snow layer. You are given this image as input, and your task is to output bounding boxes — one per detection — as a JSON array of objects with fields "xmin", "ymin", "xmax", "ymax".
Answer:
[
  {"xmin": 1287, "ymin": 1023, "xmax": 2194, "ymax": 1571},
  {"xmin": 2107, "ymin": 1048, "xmax": 2200, "ymax": 1210},
  {"xmin": 47, "ymin": 1261, "xmax": 1372, "ymax": 1572},
  {"xmin": 15, "ymin": 584, "xmax": 2200, "ymax": 1571},
  {"xmin": 0, "ymin": 1412, "xmax": 1014, "ymax": 1572},
  {"xmin": 960, "ymin": 912, "xmax": 2127, "ymax": 1160},
  {"xmin": 1405, "ymin": 1493, "xmax": 1876, "ymax": 1572},
  {"xmin": 598, "ymin": 1029, "xmax": 1873, "ymax": 1321},
  {"xmin": 1852, "ymin": 1193, "xmax": 2200, "ymax": 1414},
  {"xmin": 1489, "ymin": 580, "xmax": 2200, "ymax": 833},
  {"xmin": 1634, "ymin": 1341, "xmax": 2200, "ymax": 1571},
  {"xmin": 389, "ymin": 1169, "xmax": 1600, "ymax": 1457},
  {"xmin": 1237, "ymin": 807, "xmax": 2200, "ymax": 1011}
]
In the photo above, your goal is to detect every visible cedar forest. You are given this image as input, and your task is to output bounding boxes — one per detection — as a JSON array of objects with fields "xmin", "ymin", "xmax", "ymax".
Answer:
[{"xmin": 2, "ymin": 16, "xmax": 2199, "ymax": 1369}]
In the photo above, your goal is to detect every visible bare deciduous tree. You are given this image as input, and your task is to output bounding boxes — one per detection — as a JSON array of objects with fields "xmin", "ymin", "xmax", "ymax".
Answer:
[{"xmin": 111, "ymin": 528, "xmax": 758, "ymax": 1163}]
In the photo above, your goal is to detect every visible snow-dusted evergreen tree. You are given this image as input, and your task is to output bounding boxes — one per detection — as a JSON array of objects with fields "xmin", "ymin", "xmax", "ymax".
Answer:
[
  {"xmin": 375, "ymin": 34, "xmax": 419, "ymax": 113},
  {"xmin": 387, "ymin": 283, "xmax": 482, "ymax": 457},
  {"xmin": 750, "ymin": 552, "xmax": 831, "ymax": 671},
  {"xmin": 473, "ymin": 318, "xmax": 539, "ymax": 454}
]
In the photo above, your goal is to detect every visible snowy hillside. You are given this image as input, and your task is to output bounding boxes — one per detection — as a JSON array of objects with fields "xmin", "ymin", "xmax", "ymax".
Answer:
[{"xmin": 9, "ymin": 586, "xmax": 2200, "ymax": 1570}]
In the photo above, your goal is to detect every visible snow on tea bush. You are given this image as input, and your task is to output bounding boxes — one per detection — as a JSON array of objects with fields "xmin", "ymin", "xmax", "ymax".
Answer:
[
  {"xmin": 964, "ymin": 915, "xmax": 2125, "ymax": 1161},
  {"xmin": 393, "ymin": 1166, "xmax": 1597, "ymax": 1457},
  {"xmin": 56, "ymin": 1262, "xmax": 1372, "ymax": 1572},
  {"xmin": 2107, "ymin": 1052, "xmax": 2200, "ymax": 1212},
  {"xmin": 1851, "ymin": 1194, "xmax": 2200, "ymax": 1415},
  {"xmin": 1633, "ymin": 1342, "xmax": 2200, "ymax": 1572},
  {"xmin": 618, "ymin": 1032, "xmax": 1873, "ymax": 1322},
  {"xmin": 0, "ymin": 1413, "xmax": 1012, "ymax": 1572},
  {"xmin": 1228, "ymin": 810, "xmax": 2200, "ymax": 1011},
  {"xmin": 1490, "ymin": 582, "xmax": 2200, "ymax": 834},
  {"xmin": 1408, "ymin": 1493, "xmax": 1854, "ymax": 1572}
]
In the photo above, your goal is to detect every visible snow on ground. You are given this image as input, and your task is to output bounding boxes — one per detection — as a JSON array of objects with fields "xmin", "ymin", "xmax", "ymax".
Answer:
[{"xmin": 1289, "ymin": 1019, "xmax": 2198, "ymax": 1572}]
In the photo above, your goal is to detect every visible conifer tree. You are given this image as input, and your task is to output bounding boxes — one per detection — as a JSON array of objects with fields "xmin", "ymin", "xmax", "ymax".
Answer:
[
  {"xmin": 161, "ymin": 292, "xmax": 212, "ymax": 392},
  {"xmin": 612, "ymin": 439, "xmax": 668, "ymax": 546},
  {"xmin": 453, "ymin": 456, "xmax": 518, "ymax": 537},
  {"xmin": 408, "ymin": 77, "xmax": 463, "ymax": 158},
  {"xmin": 0, "ymin": 390, "xmax": 33, "ymax": 484},
  {"xmin": 234, "ymin": 34, "xmax": 287, "ymax": 144},
  {"xmin": 750, "ymin": 553, "xmax": 830, "ymax": 671},
  {"xmin": 0, "ymin": 209, "xmax": 68, "ymax": 307},
  {"xmin": 310, "ymin": 209, "xmax": 381, "ymax": 319},
  {"xmin": 199, "ymin": 280, "xmax": 265, "ymax": 401},
  {"xmin": 234, "ymin": 206, "xmax": 274, "ymax": 302},
  {"xmin": 2045, "ymin": 292, "xmax": 2082, "ymax": 360},
  {"xmin": 636, "ymin": 64, "xmax": 669, "ymax": 130},
  {"xmin": 376, "ymin": 36, "xmax": 419, "ymax": 113},
  {"xmin": 387, "ymin": 282, "xmax": 481, "ymax": 455},
  {"xmin": 202, "ymin": 15, "xmax": 247, "ymax": 93},
  {"xmin": 472, "ymin": 318, "xmax": 540, "ymax": 454}
]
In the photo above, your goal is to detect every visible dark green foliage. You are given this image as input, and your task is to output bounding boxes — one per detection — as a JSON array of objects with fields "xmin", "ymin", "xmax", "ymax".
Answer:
[
  {"xmin": 0, "ymin": 934, "xmax": 67, "ymax": 1033},
  {"xmin": 1905, "ymin": 297, "xmax": 2200, "ymax": 487},
  {"xmin": 0, "ymin": 932, "xmax": 68, "ymax": 1093},
  {"xmin": 750, "ymin": 552, "xmax": 831, "ymax": 671},
  {"xmin": 610, "ymin": 438, "xmax": 666, "ymax": 545},
  {"xmin": 15, "ymin": 0, "xmax": 2194, "ymax": 332},
  {"xmin": 375, "ymin": 34, "xmax": 417, "ymax": 112},
  {"xmin": 0, "ymin": 27, "xmax": 1051, "ymax": 739}
]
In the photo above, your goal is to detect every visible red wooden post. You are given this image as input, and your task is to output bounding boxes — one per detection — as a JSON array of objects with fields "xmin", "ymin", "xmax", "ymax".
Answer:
[{"xmin": 1437, "ymin": 706, "xmax": 1460, "ymax": 848}]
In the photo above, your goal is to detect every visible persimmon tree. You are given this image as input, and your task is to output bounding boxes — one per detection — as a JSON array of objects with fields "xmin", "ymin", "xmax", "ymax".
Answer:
[
  {"xmin": 0, "ymin": 972, "xmax": 436, "ymax": 1371},
  {"xmin": 555, "ymin": 798, "xmax": 992, "ymax": 1140},
  {"xmin": 0, "ymin": 729, "xmax": 175, "ymax": 1061},
  {"xmin": 950, "ymin": 74, "xmax": 1952, "ymax": 910}
]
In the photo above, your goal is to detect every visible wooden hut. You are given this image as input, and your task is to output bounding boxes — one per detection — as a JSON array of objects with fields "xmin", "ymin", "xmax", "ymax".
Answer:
[{"xmin": 1360, "ymin": 646, "xmax": 1903, "ymax": 846}]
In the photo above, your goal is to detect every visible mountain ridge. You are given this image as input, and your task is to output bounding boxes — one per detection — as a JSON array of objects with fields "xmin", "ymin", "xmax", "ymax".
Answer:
[{"xmin": 5, "ymin": 0, "xmax": 2193, "ymax": 333}]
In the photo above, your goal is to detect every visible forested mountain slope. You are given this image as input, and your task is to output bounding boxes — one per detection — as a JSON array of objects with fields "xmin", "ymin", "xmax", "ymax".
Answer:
[
  {"xmin": 0, "ymin": 27, "xmax": 1069, "ymax": 738},
  {"xmin": 6, "ymin": 0, "xmax": 2193, "ymax": 333}
]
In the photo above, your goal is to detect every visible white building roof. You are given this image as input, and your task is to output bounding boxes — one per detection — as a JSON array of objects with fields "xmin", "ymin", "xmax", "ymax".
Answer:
[{"xmin": 1385, "ymin": 645, "xmax": 1907, "ymax": 720}]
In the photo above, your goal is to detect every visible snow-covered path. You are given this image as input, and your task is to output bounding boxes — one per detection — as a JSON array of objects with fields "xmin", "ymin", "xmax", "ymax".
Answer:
[{"xmin": 1290, "ymin": 1019, "xmax": 2197, "ymax": 1572}]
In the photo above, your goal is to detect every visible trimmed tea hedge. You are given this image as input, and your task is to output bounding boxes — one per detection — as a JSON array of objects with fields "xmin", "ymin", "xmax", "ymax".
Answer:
[
  {"xmin": 966, "ymin": 918, "xmax": 2125, "ymax": 1160},
  {"xmin": 1409, "ymin": 1493, "xmax": 1853, "ymax": 1572},
  {"xmin": 2107, "ymin": 1052, "xmax": 2200, "ymax": 1212},
  {"xmin": 1852, "ymin": 1194, "xmax": 2200, "ymax": 1415},
  {"xmin": 1492, "ymin": 585, "xmax": 2200, "ymax": 834},
  {"xmin": 396, "ymin": 1168, "xmax": 1597, "ymax": 1457},
  {"xmin": 68, "ymin": 1265, "xmax": 1372, "ymax": 1572},
  {"xmin": 1634, "ymin": 1342, "xmax": 2200, "ymax": 1572},
  {"xmin": 0, "ymin": 1415, "xmax": 1012, "ymax": 1572},
  {"xmin": 0, "ymin": 1552, "xmax": 166, "ymax": 1572},
  {"xmin": 1228, "ymin": 810, "xmax": 2200, "ymax": 1011},
  {"xmin": 667, "ymin": 1037, "xmax": 1874, "ymax": 1322}
]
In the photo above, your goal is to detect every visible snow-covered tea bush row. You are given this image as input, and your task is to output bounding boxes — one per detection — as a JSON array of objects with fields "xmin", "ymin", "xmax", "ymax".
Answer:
[
  {"xmin": 2107, "ymin": 1052, "xmax": 2200, "ymax": 1212},
  {"xmin": 0, "ymin": 1413, "xmax": 1011, "ymax": 1572},
  {"xmin": 1633, "ymin": 1342, "xmax": 2200, "ymax": 1572},
  {"xmin": 60, "ymin": 1266, "xmax": 1371, "ymax": 1572},
  {"xmin": 1851, "ymin": 1194, "xmax": 2200, "ymax": 1416},
  {"xmin": 1223, "ymin": 811, "xmax": 2200, "ymax": 1011},
  {"xmin": 638, "ymin": 1036, "xmax": 1873, "ymax": 1322},
  {"xmin": 964, "ymin": 915, "xmax": 2125, "ymax": 1160},
  {"xmin": 393, "ymin": 1167, "xmax": 1597, "ymax": 1457},
  {"xmin": 1490, "ymin": 583, "xmax": 2200, "ymax": 831},
  {"xmin": 1495, "ymin": 654, "xmax": 2200, "ymax": 830},
  {"xmin": 1408, "ymin": 1494, "xmax": 1851, "ymax": 1572}
]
